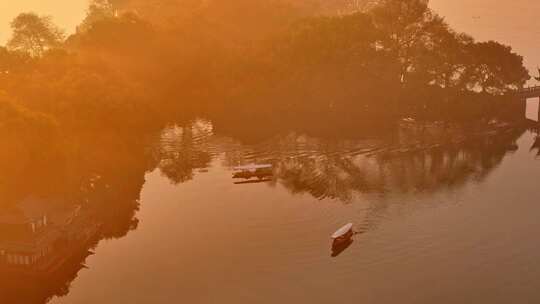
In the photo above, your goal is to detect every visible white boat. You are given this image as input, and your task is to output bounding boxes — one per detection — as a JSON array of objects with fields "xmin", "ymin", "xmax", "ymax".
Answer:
[
  {"xmin": 233, "ymin": 164, "xmax": 273, "ymax": 171},
  {"xmin": 232, "ymin": 164, "xmax": 274, "ymax": 180},
  {"xmin": 331, "ymin": 223, "xmax": 354, "ymax": 240}
]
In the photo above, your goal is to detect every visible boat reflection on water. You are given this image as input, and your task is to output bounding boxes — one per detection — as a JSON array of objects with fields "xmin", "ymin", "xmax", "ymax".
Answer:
[
  {"xmin": 234, "ymin": 178, "xmax": 273, "ymax": 185},
  {"xmin": 0, "ymin": 197, "xmax": 102, "ymax": 303},
  {"xmin": 331, "ymin": 239, "xmax": 354, "ymax": 258},
  {"xmin": 0, "ymin": 250, "xmax": 94, "ymax": 303}
]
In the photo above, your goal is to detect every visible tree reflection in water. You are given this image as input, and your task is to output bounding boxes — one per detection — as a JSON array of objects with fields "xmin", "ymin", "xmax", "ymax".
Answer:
[
  {"xmin": 0, "ymin": 120, "xmax": 528, "ymax": 303},
  {"xmin": 0, "ymin": 131, "xmax": 157, "ymax": 303},
  {"xmin": 155, "ymin": 121, "xmax": 213, "ymax": 184},
  {"xmin": 219, "ymin": 125, "xmax": 525, "ymax": 202},
  {"xmin": 528, "ymin": 126, "xmax": 540, "ymax": 157}
]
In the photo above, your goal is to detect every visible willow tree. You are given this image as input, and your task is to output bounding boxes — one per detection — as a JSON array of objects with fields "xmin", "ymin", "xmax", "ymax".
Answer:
[{"xmin": 7, "ymin": 13, "xmax": 64, "ymax": 57}]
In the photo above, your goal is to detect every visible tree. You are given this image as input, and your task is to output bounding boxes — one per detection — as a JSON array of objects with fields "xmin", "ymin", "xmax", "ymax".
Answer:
[
  {"xmin": 370, "ymin": 0, "xmax": 442, "ymax": 84},
  {"xmin": 70, "ymin": 13, "xmax": 154, "ymax": 55},
  {"xmin": 407, "ymin": 21, "xmax": 474, "ymax": 90},
  {"xmin": 78, "ymin": 0, "xmax": 116, "ymax": 33},
  {"xmin": 0, "ymin": 47, "xmax": 33, "ymax": 74},
  {"xmin": 6, "ymin": 13, "xmax": 65, "ymax": 57},
  {"xmin": 465, "ymin": 41, "xmax": 530, "ymax": 94},
  {"xmin": 283, "ymin": 13, "xmax": 378, "ymax": 67},
  {"xmin": 301, "ymin": 0, "xmax": 376, "ymax": 14}
]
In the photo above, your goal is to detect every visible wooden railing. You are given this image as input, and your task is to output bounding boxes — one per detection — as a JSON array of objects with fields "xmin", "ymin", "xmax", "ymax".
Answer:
[{"xmin": 519, "ymin": 85, "xmax": 540, "ymax": 94}]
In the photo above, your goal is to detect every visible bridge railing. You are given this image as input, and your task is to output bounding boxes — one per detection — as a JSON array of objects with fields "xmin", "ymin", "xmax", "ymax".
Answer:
[{"xmin": 519, "ymin": 85, "xmax": 540, "ymax": 94}]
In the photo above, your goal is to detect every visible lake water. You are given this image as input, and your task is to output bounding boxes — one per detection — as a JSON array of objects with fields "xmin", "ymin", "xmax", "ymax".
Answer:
[{"xmin": 2, "ymin": 121, "xmax": 539, "ymax": 303}]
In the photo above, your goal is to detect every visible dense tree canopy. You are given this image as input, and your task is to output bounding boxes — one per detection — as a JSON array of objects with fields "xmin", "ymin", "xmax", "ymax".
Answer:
[
  {"xmin": 77, "ymin": 0, "xmax": 116, "ymax": 33},
  {"xmin": 0, "ymin": 46, "xmax": 32, "ymax": 74},
  {"xmin": 0, "ymin": 0, "xmax": 531, "ymax": 143},
  {"xmin": 465, "ymin": 41, "xmax": 530, "ymax": 94}
]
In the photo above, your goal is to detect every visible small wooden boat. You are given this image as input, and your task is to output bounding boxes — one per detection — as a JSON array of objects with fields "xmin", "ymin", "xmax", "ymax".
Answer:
[
  {"xmin": 233, "ymin": 164, "xmax": 273, "ymax": 171},
  {"xmin": 232, "ymin": 164, "xmax": 273, "ymax": 180},
  {"xmin": 331, "ymin": 223, "xmax": 354, "ymax": 245}
]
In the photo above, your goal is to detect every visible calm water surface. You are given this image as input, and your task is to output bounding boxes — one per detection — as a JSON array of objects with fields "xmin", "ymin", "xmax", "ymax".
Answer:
[{"xmin": 33, "ymin": 123, "xmax": 539, "ymax": 303}]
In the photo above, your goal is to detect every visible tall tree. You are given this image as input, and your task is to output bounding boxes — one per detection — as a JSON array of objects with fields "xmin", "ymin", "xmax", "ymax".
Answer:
[
  {"xmin": 407, "ymin": 21, "xmax": 474, "ymax": 89},
  {"xmin": 78, "ymin": 0, "xmax": 116, "ymax": 33},
  {"xmin": 6, "ymin": 13, "xmax": 64, "ymax": 57},
  {"xmin": 370, "ymin": 0, "xmax": 442, "ymax": 84}
]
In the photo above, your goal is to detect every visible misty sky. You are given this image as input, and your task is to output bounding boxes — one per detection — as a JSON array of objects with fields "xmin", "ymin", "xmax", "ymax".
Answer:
[
  {"xmin": 431, "ymin": 0, "xmax": 540, "ymax": 79},
  {"xmin": 0, "ymin": 0, "xmax": 87, "ymax": 44}
]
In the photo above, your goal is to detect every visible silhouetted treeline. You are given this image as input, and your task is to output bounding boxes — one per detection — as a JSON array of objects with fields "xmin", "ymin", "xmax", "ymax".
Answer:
[{"xmin": 0, "ymin": 0, "xmax": 530, "ymax": 160}]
